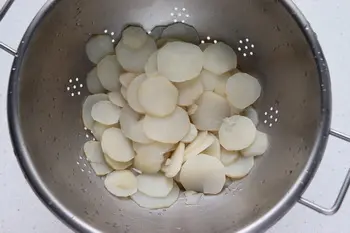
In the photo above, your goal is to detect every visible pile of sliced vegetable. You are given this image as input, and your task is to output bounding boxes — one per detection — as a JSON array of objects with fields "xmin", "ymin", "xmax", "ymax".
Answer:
[{"xmin": 82, "ymin": 23, "xmax": 269, "ymax": 209}]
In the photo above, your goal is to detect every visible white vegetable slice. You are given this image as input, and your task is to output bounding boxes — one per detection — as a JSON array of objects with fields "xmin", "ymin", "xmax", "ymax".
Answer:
[
  {"xmin": 181, "ymin": 124, "xmax": 198, "ymax": 143},
  {"xmin": 156, "ymin": 38, "xmax": 178, "ymax": 48},
  {"xmin": 180, "ymin": 154, "xmax": 225, "ymax": 194},
  {"xmin": 119, "ymin": 73, "xmax": 137, "ymax": 88},
  {"xmin": 214, "ymin": 72, "xmax": 231, "ymax": 97},
  {"xmin": 131, "ymin": 182, "xmax": 180, "ymax": 209},
  {"xmin": 226, "ymin": 73, "xmax": 262, "ymax": 109},
  {"xmin": 138, "ymin": 76, "xmax": 178, "ymax": 117},
  {"xmin": 121, "ymin": 87, "xmax": 127, "ymax": 99},
  {"xmin": 116, "ymin": 37, "xmax": 157, "ymax": 73},
  {"xmin": 86, "ymin": 35, "xmax": 114, "ymax": 64},
  {"xmin": 158, "ymin": 41, "xmax": 203, "ymax": 82},
  {"xmin": 126, "ymin": 74, "xmax": 147, "ymax": 113},
  {"xmin": 82, "ymin": 94, "xmax": 109, "ymax": 130},
  {"xmin": 144, "ymin": 51, "xmax": 158, "ymax": 78},
  {"xmin": 133, "ymin": 142, "xmax": 175, "ymax": 155},
  {"xmin": 162, "ymin": 143, "xmax": 185, "ymax": 178},
  {"xmin": 101, "ymin": 127, "xmax": 135, "ymax": 162},
  {"xmin": 97, "ymin": 55, "xmax": 122, "ymax": 91},
  {"xmin": 92, "ymin": 122, "xmax": 113, "ymax": 141},
  {"xmin": 219, "ymin": 116, "xmax": 257, "ymax": 151},
  {"xmin": 244, "ymin": 107, "xmax": 259, "ymax": 126},
  {"xmin": 104, "ymin": 170, "xmax": 137, "ymax": 197},
  {"xmin": 203, "ymin": 134, "xmax": 221, "ymax": 159},
  {"xmin": 137, "ymin": 173, "xmax": 173, "ymax": 197},
  {"xmin": 242, "ymin": 131, "xmax": 269, "ymax": 157},
  {"xmin": 108, "ymin": 91, "xmax": 126, "ymax": 107},
  {"xmin": 184, "ymin": 191, "xmax": 203, "ymax": 205},
  {"xmin": 122, "ymin": 26, "xmax": 148, "ymax": 49},
  {"xmin": 203, "ymin": 42, "xmax": 237, "ymax": 75},
  {"xmin": 191, "ymin": 91, "xmax": 231, "ymax": 131},
  {"xmin": 187, "ymin": 104, "xmax": 198, "ymax": 116},
  {"xmin": 83, "ymin": 141, "xmax": 112, "ymax": 176},
  {"xmin": 198, "ymin": 70, "xmax": 218, "ymax": 91},
  {"xmin": 225, "ymin": 156, "xmax": 254, "ymax": 179},
  {"xmin": 86, "ymin": 67, "xmax": 105, "ymax": 94},
  {"xmin": 119, "ymin": 105, "xmax": 153, "ymax": 144},
  {"xmin": 199, "ymin": 43, "xmax": 212, "ymax": 51},
  {"xmin": 104, "ymin": 154, "xmax": 133, "ymax": 170},
  {"xmin": 220, "ymin": 149, "xmax": 240, "ymax": 166},
  {"xmin": 184, "ymin": 131, "xmax": 215, "ymax": 161},
  {"xmin": 161, "ymin": 23, "xmax": 200, "ymax": 44},
  {"xmin": 176, "ymin": 78, "xmax": 204, "ymax": 107},
  {"xmin": 143, "ymin": 107, "xmax": 190, "ymax": 144},
  {"xmin": 91, "ymin": 100, "xmax": 121, "ymax": 125}
]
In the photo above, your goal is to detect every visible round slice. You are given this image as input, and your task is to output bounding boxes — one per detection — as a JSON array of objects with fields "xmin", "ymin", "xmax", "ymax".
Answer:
[
  {"xmin": 203, "ymin": 42, "xmax": 237, "ymax": 75},
  {"xmin": 161, "ymin": 23, "xmax": 200, "ymax": 44},
  {"xmin": 82, "ymin": 94, "xmax": 109, "ymax": 130},
  {"xmin": 244, "ymin": 107, "xmax": 259, "ymax": 126},
  {"xmin": 180, "ymin": 154, "xmax": 226, "ymax": 194},
  {"xmin": 91, "ymin": 100, "xmax": 121, "ymax": 125},
  {"xmin": 116, "ymin": 37, "xmax": 157, "ymax": 73},
  {"xmin": 143, "ymin": 107, "xmax": 190, "ymax": 143},
  {"xmin": 191, "ymin": 91, "xmax": 231, "ymax": 131},
  {"xmin": 214, "ymin": 72, "xmax": 231, "ymax": 97},
  {"xmin": 220, "ymin": 149, "xmax": 240, "ymax": 166},
  {"xmin": 184, "ymin": 131, "xmax": 215, "ymax": 161},
  {"xmin": 92, "ymin": 122, "xmax": 113, "ymax": 141},
  {"xmin": 198, "ymin": 69, "xmax": 218, "ymax": 91},
  {"xmin": 144, "ymin": 51, "xmax": 158, "ymax": 78},
  {"xmin": 97, "ymin": 55, "xmax": 122, "ymax": 91},
  {"xmin": 119, "ymin": 72, "xmax": 137, "ymax": 88},
  {"xmin": 86, "ymin": 34, "xmax": 114, "ymax": 64},
  {"xmin": 101, "ymin": 127, "xmax": 135, "ymax": 162},
  {"xmin": 126, "ymin": 74, "xmax": 147, "ymax": 113},
  {"xmin": 122, "ymin": 26, "xmax": 148, "ymax": 49},
  {"xmin": 226, "ymin": 73, "xmax": 262, "ymax": 109},
  {"xmin": 83, "ymin": 141, "xmax": 113, "ymax": 176},
  {"xmin": 242, "ymin": 131, "xmax": 269, "ymax": 157},
  {"xmin": 138, "ymin": 76, "xmax": 178, "ymax": 117},
  {"xmin": 104, "ymin": 170, "xmax": 137, "ymax": 197},
  {"xmin": 86, "ymin": 67, "xmax": 105, "ymax": 94},
  {"xmin": 162, "ymin": 143, "xmax": 185, "ymax": 178},
  {"xmin": 219, "ymin": 116, "xmax": 257, "ymax": 151},
  {"xmin": 199, "ymin": 43, "xmax": 212, "ymax": 51},
  {"xmin": 225, "ymin": 156, "xmax": 254, "ymax": 179},
  {"xmin": 137, "ymin": 173, "xmax": 173, "ymax": 197},
  {"xmin": 203, "ymin": 134, "xmax": 221, "ymax": 159},
  {"xmin": 108, "ymin": 91, "xmax": 126, "ymax": 107},
  {"xmin": 121, "ymin": 86, "xmax": 127, "ymax": 99},
  {"xmin": 104, "ymin": 154, "xmax": 133, "ymax": 170},
  {"xmin": 133, "ymin": 142, "xmax": 175, "ymax": 155},
  {"xmin": 181, "ymin": 124, "xmax": 198, "ymax": 143},
  {"xmin": 158, "ymin": 41, "xmax": 203, "ymax": 82},
  {"xmin": 176, "ymin": 78, "xmax": 203, "ymax": 107},
  {"xmin": 131, "ymin": 183, "xmax": 180, "ymax": 209}
]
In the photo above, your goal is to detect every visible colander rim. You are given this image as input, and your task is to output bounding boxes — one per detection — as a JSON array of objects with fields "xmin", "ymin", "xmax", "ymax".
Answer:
[{"xmin": 6, "ymin": 0, "xmax": 332, "ymax": 232}]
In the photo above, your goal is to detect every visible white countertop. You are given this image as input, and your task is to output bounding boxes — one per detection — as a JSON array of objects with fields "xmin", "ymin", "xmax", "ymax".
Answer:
[{"xmin": 0, "ymin": 0, "xmax": 350, "ymax": 232}]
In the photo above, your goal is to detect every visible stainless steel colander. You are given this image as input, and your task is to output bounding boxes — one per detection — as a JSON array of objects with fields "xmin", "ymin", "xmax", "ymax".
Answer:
[{"xmin": 1, "ymin": 0, "xmax": 350, "ymax": 232}]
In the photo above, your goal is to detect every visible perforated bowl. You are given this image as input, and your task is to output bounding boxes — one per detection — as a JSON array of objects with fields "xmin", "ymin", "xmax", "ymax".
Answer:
[{"xmin": 1, "ymin": 0, "xmax": 350, "ymax": 232}]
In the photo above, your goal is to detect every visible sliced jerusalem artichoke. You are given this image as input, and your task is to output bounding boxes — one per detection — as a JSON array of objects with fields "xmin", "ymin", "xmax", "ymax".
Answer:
[
  {"xmin": 191, "ymin": 91, "xmax": 231, "ymax": 131},
  {"xmin": 86, "ymin": 34, "xmax": 114, "ymax": 64},
  {"xmin": 91, "ymin": 100, "xmax": 121, "ymax": 125},
  {"xmin": 126, "ymin": 74, "xmax": 147, "ymax": 114},
  {"xmin": 219, "ymin": 115, "xmax": 257, "ymax": 151},
  {"xmin": 180, "ymin": 154, "xmax": 226, "ymax": 194},
  {"xmin": 83, "ymin": 141, "xmax": 112, "ymax": 176},
  {"xmin": 162, "ymin": 143, "xmax": 185, "ymax": 178},
  {"xmin": 97, "ymin": 55, "xmax": 122, "ymax": 91},
  {"xmin": 131, "ymin": 182, "xmax": 180, "ymax": 209},
  {"xmin": 119, "ymin": 73, "xmax": 137, "ymax": 88},
  {"xmin": 104, "ymin": 154, "xmax": 133, "ymax": 171},
  {"xmin": 121, "ymin": 26, "xmax": 148, "ymax": 49},
  {"xmin": 176, "ymin": 78, "xmax": 204, "ymax": 107},
  {"xmin": 101, "ymin": 127, "xmax": 135, "ymax": 162},
  {"xmin": 158, "ymin": 41, "xmax": 203, "ymax": 82},
  {"xmin": 220, "ymin": 149, "xmax": 240, "ymax": 166},
  {"xmin": 244, "ymin": 107, "xmax": 259, "ymax": 126},
  {"xmin": 226, "ymin": 73, "xmax": 262, "ymax": 109},
  {"xmin": 108, "ymin": 91, "xmax": 126, "ymax": 107},
  {"xmin": 198, "ymin": 69, "xmax": 218, "ymax": 91},
  {"xmin": 143, "ymin": 107, "xmax": 190, "ymax": 144},
  {"xmin": 82, "ymin": 94, "xmax": 109, "ymax": 130},
  {"xmin": 92, "ymin": 122, "xmax": 113, "ymax": 141},
  {"xmin": 137, "ymin": 173, "xmax": 174, "ymax": 197},
  {"xmin": 144, "ymin": 51, "xmax": 158, "ymax": 78},
  {"xmin": 242, "ymin": 131, "xmax": 269, "ymax": 157},
  {"xmin": 181, "ymin": 124, "xmax": 198, "ymax": 143},
  {"xmin": 184, "ymin": 131, "xmax": 215, "ymax": 162},
  {"xmin": 116, "ymin": 36, "xmax": 157, "ymax": 73},
  {"xmin": 225, "ymin": 156, "xmax": 254, "ymax": 179},
  {"xmin": 203, "ymin": 42, "xmax": 237, "ymax": 75},
  {"xmin": 203, "ymin": 134, "xmax": 221, "ymax": 160},
  {"xmin": 86, "ymin": 67, "xmax": 105, "ymax": 94},
  {"xmin": 161, "ymin": 23, "xmax": 200, "ymax": 44},
  {"xmin": 138, "ymin": 76, "xmax": 178, "ymax": 117},
  {"xmin": 104, "ymin": 170, "xmax": 137, "ymax": 197}
]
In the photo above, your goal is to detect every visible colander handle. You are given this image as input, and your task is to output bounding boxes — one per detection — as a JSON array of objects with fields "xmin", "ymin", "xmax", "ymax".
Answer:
[
  {"xmin": 0, "ymin": 0, "xmax": 17, "ymax": 56},
  {"xmin": 298, "ymin": 129, "xmax": 350, "ymax": 215}
]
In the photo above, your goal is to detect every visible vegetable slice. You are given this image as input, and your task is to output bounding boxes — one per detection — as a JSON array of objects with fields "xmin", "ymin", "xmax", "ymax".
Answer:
[
  {"xmin": 144, "ymin": 51, "xmax": 158, "ymax": 78},
  {"xmin": 86, "ymin": 67, "xmax": 105, "ymax": 94},
  {"xmin": 119, "ymin": 72, "xmax": 137, "ymax": 88},
  {"xmin": 122, "ymin": 26, "xmax": 148, "ymax": 49},
  {"xmin": 82, "ymin": 94, "xmax": 109, "ymax": 130},
  {"xmin": 225, "ymin": 156, "xmax": 254, "ymax": 179},
  {"xmin": 220, "ymin": 149, "xmax": 239, "ymax": 166},
  {"xmin": 104, "ymin": 154, "xmax": 133, "ymax": 170},
  {"xmin": 104, "ymin": 170, "xmax": 137, "ymax": 197},
  {"xmin": 91, "ymin": 101, "xmax": 121, "ymax": 125},
  {"xmin": 244, "ymin": 107, "xmax": 259, "ymax": 126},
  {"xmin": 108, "ymin": 91, "xmax": 126, "ymax": 107},
  {"xmin": 198, "ymin": 69, "xmax": 218, "ymax": 91},
  {"xmin": 203, "ymin": 42, "xmax": 237, "ymax": 75},
  {"xmin": 126, "ymin": 74, "xmax": 147, "ymax": 113},
  {"xmin": 86, "ymin": 35, "xmax": 114, "ymax": 64},
  {"xmin": 83, "ymin": 141, "xmax": 112, "ymax": 176},
  {"xmin": 162, "ymin": 143, "xmax": 185, "ymax": 178},
  {"xmin": 184, "ymin": 131, "xmax": 215, "ymax": 161},
  {"xmin": 181, "ymin": 124, "xmax": 198, "ymax": 143},
  {"xmin": 176, "ymin": 78, "xmax": 204, "ymax": 107},
  {"xmin": 161, "ymin": 23, "xmax": 200, "ymax": 44},
  {"xmin": 137, "ymin": 173, "xmax": 173, "ymax": 197},
  {"xmin": 242, "ymin": 131, "xmax": 269, "ymax": 157},
  {"xmin": 97, "ymin": 55, "xmax": 122, "ymax": 91},
  {"xmin": 203, "ymin": 134, "xmax": 221, "ymax": 159}
]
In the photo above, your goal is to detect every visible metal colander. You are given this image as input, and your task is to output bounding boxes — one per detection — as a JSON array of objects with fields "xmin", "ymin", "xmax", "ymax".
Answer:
[{"xmin": 1, "ymin": 0, "xmax": 350, "ymax": 232}]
